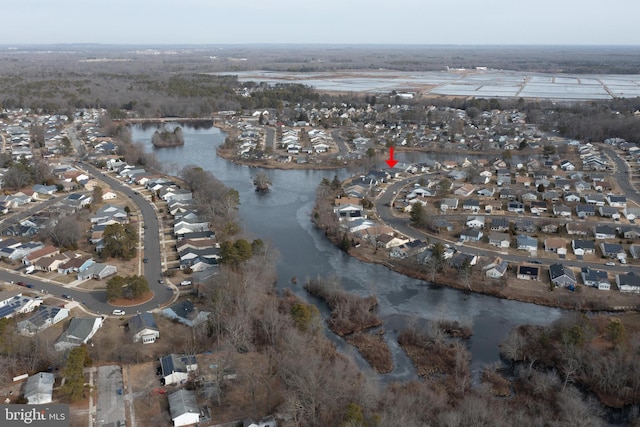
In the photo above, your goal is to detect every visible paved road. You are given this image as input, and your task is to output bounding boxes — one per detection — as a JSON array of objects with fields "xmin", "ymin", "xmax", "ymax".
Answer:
[
  {"xmin": 77, "ymin": 161, "xmax": 174, "ymax": 312},
  {"xmin": 374, "ymin": 173, "xmax": 637, "ymax": 275}
]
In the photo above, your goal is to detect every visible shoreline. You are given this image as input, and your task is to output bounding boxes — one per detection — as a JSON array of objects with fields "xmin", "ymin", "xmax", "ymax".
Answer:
[
  {"xmin": 319, "ymin": 226, "xmax": 639, "ymax": 313},
  {"xmin": 216, "ymin": 146, "xmax": 344, "ymax": 170}
]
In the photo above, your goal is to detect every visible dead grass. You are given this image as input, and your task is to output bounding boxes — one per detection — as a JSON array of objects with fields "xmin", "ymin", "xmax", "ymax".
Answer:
[{"xmin": 344, "ymin": 331, "xmax": 393, "ymax": 374}]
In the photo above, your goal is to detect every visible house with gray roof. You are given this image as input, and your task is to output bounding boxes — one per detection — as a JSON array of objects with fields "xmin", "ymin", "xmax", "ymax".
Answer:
[
  {"xmin": 571, "ymin": 240, "xmax": 596, "ymax": 256},
  {"xmin": 549, "ymin": 263, "xmax": 577, "ymax": 288},
  {"xmin": 581, "ymin": 267, "xmax": 611, "ymax": 291},
  {"xmin": 55, "ymin": 317, "xmax": 103, "ymax": 351},
  {"xmin": 616, "ymin": 272, "xmax": 640, "ymax": 293},
  {"xmin": 162, "ymin": 300, "xmax": 210, "ymax": 327},
  {"xmin": 18, "ymin": 305, "xmax": 69, "ymax": 336},
  {"xmin": 168, "ymin": 389, "xmax": 201, "ymax": 427},
  {"xmin": 159, "ymin": 354, "xmax": 198, "ymax": 386},
  {"xmin": 24, "ymin": 372, "xmax": 55, "ymax": 404},
  {"xmin": 129, "ymin": 312, "xmax": 160, "ymax": 344},
  {"xmin": 516, "ymin": 235, "xmax": 538, "ymax": 252}
]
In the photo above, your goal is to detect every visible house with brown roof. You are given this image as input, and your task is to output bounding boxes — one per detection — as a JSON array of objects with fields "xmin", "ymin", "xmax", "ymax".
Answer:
[
  {"xmin": 34, "ymin": 252, "xmax": 70, "ymax": 272},
  {"xmin": 22, "ymin": 245, "xmax": 59, "ymax": 265},
  {"xmin": 544, "ymin": 238, "xmax": 567, "ymax": 254}
]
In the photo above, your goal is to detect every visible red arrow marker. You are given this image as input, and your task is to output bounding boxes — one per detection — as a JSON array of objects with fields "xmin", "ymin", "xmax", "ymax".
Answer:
[{"xmin": 385, "ymin": 146, "xmax": 398, "ymax": 168}]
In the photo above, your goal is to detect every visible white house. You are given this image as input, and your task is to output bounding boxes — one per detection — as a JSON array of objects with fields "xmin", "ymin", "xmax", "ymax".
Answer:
[
  {"xmin": 160, "ymin": 354, "xmax": 198, "ymax": 386},
  {"xmin": 130, "ymin": 312, "xmax": 160, "ymax": 344},
  {"xmin": 168, "ymin": 389, "xmax": 200, "ymax": 427},
  {"xmin": 55, "ymin": 317, "xmax": 103, "ymax": 352},
  {"xmin": 24, "ymin": 372, "xmax": 55, "ymax": 404}
]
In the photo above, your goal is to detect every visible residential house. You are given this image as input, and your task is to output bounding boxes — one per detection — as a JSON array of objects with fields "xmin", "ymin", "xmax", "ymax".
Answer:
[
  {"xmin": 57, "ymin": 253, "xmax": 94, "ymax": 275},
  {"xmin": 516, "ymin": 235, "xmax": 538, "ymax": 252},
  {"xmin": 607, "ymin": 195, "xmax": 627, "ymax": 208},
  {"xmin": 584, "ymin": 193, "xmax": 606, "ymax": 206},
  {"xmin": 542, "ymin": 190, "xmax": 560, "ymax": 202},
  {"xmin": 575, "ymin": 204, "xmax": 596, "ymax": 218},
  {"xmin": 77, "ymin": 263, "xmax": 117, "ymax": 280},
  {"xmin": 54, "ymin": 317, "xmax": 103, "ymax": 352},
  {"xmin": 162, "ymin": 300, "xmax": 210, "ymax": 327},
  {"xmin": 376, "ymin": 233, "xmax": 409, "ymax": 249},
  {"xmin": 476, "ymin": 188, "xmax": 495, "ymax": 197},
  {"xmin": 566, "ymin": 222, "xmax": 590, "ymax": 237},
  {"xmin": 507, "ymin": 201, "xmax": 525, "ymax": 214},
  {"xmin": 549, "ymin": 263, "xmax": 577, "ymax": 288},
  {"xmin": 460, "ymin": 229, "xmax": 483, "ymax": 242},
  {"xmin": 129, "ymin": 312, "xmax": 160, "ymax": 344},
  {"xmin": 490, "ymin": 217, "xmax": 510, "ymax": 232},
  {"xmin": 594, "ymin": 225, "xmax": 617, "ymax": 240},
  {"xmin": 449, "ymin": 253, "xmax": 477, "ymax": 269},
  {"xmin": 553, "ymin": 204, "xmax": 572, "ymax": 218},
  {"xmin": 521, "ymin": 191, "xmax": 538, "ymax": 202},
  {"xmin": 500, "ymin": 188, "xmax": 516, "ymax": 200},
  {"xmin": 440, "ymin": 198, "xmax": 459, "ymax": 211},
  {"xmin": 462, "ymin": 199, "xmax": 481, "ymax": 212},
  {"xmin": 483, "ymin": 258, "xmax": 509, "ymax": 279},
  {"xmin": 529, "ymin": 200, "xmax": 548, "ymax": 215},
  {"xmin": 517, "ymin": 264, "xmax": 540, "ymax": 281},
  {"xmin": 168, "ymin": 389, "xmax": 201, "ymax": 427},
  {"xmin": 22, "ymin": 245, "xmax": 59, "ymax": 265},
  {"xmin": 466, "ymin": 216, "xmax": 485, "ymax": 229},
  {"xmin": 159, "ymin": 354, "xmax": 198, "ymax": 386},
  {"xmin": 17, "ymin": 305, "xmax": 69, "ymax": 336},
  {"xmin": 571, "ymin": 240, "xmax": 596, "ymax": 256},
  {"xmin": 630, "ymin": 244, "xmax": 640, "ymax": 259},
  {"xmin": 0, "ymin": 290, "xmax": 42, "ymax": 319},
  {"xmin": 544, "ymin": 238, "xmax": 567, "ymax": 254},
  {"xmin": 541, "ymin": 223, "xmax": 559, "ymax": 234},
  {"xmin": 617, "ymin": 272, "xmax": 640, "ymax": 293},
  {"xmin": 488, "ymin": 232, "xmax": 511, "ymax": 248},
  {"xmin": 390, "ymin": 239, "xmax": 429, "ymax": 259},
  {"xmin": 563, "ymin": 193, "xmax": 581, "ymax": 203},
  {"xmin": 599, "ymin": 206, "xmax": 621, "ymax": 220},
  {"xmin": 454, "ymin": 183, "xmax": 476, "ymax": 197},
  {"xmin": 24, "ymin": 373, "xmax": 55, "ymax": 404},
  {"xmin": 0, "ymin": 241, "xmax": 44, "ymax": 260},
  {"xmin": 581, "ymin": 267, "xmax": 611, "ymax": 291},
  {"xmin": 600, "ymin": 243, "xmax": 626, "ymax": 259},
  {"xmin": 91, "ymin": 204, "xmax": 128, "ymax": 225},
  {"xmin": 515, "ymin": 218, "xmax": 537, "ymax": 233},
  {"xmin": 334, "ymin": 204, "xmax": 366, "ymax": 222}
]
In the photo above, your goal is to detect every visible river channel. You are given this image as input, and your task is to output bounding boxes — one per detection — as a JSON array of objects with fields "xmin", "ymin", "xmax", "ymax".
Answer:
[{"xmin": 131, "ymin": 122, "xmax": 564, "ymax": 382}]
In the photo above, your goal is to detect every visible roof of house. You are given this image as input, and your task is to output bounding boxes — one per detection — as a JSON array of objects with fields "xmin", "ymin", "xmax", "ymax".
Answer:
[
  {"xmin": 56, "ymin": 317, "xmax": 102, "ymax": 348},
  {"xmin": 24, "ymin": 372, "xmax": 54, "ymax": 399},
  {"xmin": 129, "ymin": 312, "xmax": 159, "ymax": 335},
  {"xmin": 160, "ymin": 353, "xmax": 197, "ymax": 375},
  {"xmin": 168, "ymin": 389, "xmax": 199, "ymax": 420},
  {"xmin": 549, "ymin": 263, "xmax": 576, "ymax": 282}
]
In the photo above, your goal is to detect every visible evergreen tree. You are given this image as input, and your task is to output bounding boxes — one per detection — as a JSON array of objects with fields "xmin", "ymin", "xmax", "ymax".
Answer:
[{"xmin": 409, "ymin": 202, "xmax": 426, "ymax": 227}]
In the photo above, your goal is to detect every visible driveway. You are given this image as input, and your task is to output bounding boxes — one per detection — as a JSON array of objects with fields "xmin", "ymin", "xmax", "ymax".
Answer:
[{"xmin": 96, "ymin": 365, "xmax": 126, "ymax": 427}]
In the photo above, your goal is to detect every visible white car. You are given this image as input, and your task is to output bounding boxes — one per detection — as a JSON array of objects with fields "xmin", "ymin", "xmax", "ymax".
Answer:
[
  {"xmin": 180, "ymin": 280, "xmax": 192, "ymax": 286},
  {"xmin": 112, "ymin": 309, "xmax": 125, "ymax": 316},
  {"xmin": 605, "ymin": 262, "xmax": 615, "ymax": 266}
]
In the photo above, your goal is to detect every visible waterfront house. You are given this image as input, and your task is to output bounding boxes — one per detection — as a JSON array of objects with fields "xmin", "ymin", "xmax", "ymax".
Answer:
[
  {"xmin": 549, "ymin": 263, "xmax": 577, "ymax": 288},
  {"xmin": 516, "ymin": 264, "xmax": 540, "ymax": 281},
  {"xmin": 616, "ymin": 272, "xmax": 640, "ymax": 293},
  {"xmin": 581, "ymin": 267, "xmax": 611, "ymax": 291}
]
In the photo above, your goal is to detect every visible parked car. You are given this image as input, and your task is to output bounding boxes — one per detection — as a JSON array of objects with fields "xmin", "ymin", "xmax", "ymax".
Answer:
[
  {"xmin": 112, "ymin": 309, "xmax": 125, "ymax": 316},
  {"xmin": 143, "ymin": 258, "xmax": 149, "ymax": 263},
  {"xmin": 179, "ymin": 280, "xmax": 192, "ymax": 286},
  {"xmin": 25, "ymin": 284, "xmax": 34, "ymax": 288},
  {"xmin": 158, "ymin": 279, "xmax": 164, "ymax": 284},
  {"xmin": 61, "ymin": 294, "xmax": 72, "ymax": 299},
  {"xmin": 605, "ymin": 262, "xmax": 616, "ymax": 266}
]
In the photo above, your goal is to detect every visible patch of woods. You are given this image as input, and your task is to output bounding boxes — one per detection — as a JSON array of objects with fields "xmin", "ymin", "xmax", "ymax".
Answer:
[
  {"xmin": 106, "ymin": 274, "xmax": 151, "ymax": 303},
  {"xmin": 151, "ymin": 126, "xmax": 184, "ymax": 147},
  {"xmin": 500, "ymin": 313, "xmax": 640, "ymax": 410}
]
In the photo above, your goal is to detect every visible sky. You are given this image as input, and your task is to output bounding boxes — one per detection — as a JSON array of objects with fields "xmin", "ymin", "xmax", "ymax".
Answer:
[{"xmin": 2, "ymin": 0, "xmax": 640, "ymax": 46}]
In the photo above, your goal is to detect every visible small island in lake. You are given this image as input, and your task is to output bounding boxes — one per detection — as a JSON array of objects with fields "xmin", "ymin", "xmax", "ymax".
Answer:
[
  {"xmin": 151, "ymin": 127, "xmax": 184, "ymax": 147},
  {"xmin": 253, "ymin": 171, "xmax": 272, "ymax": 192}
]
